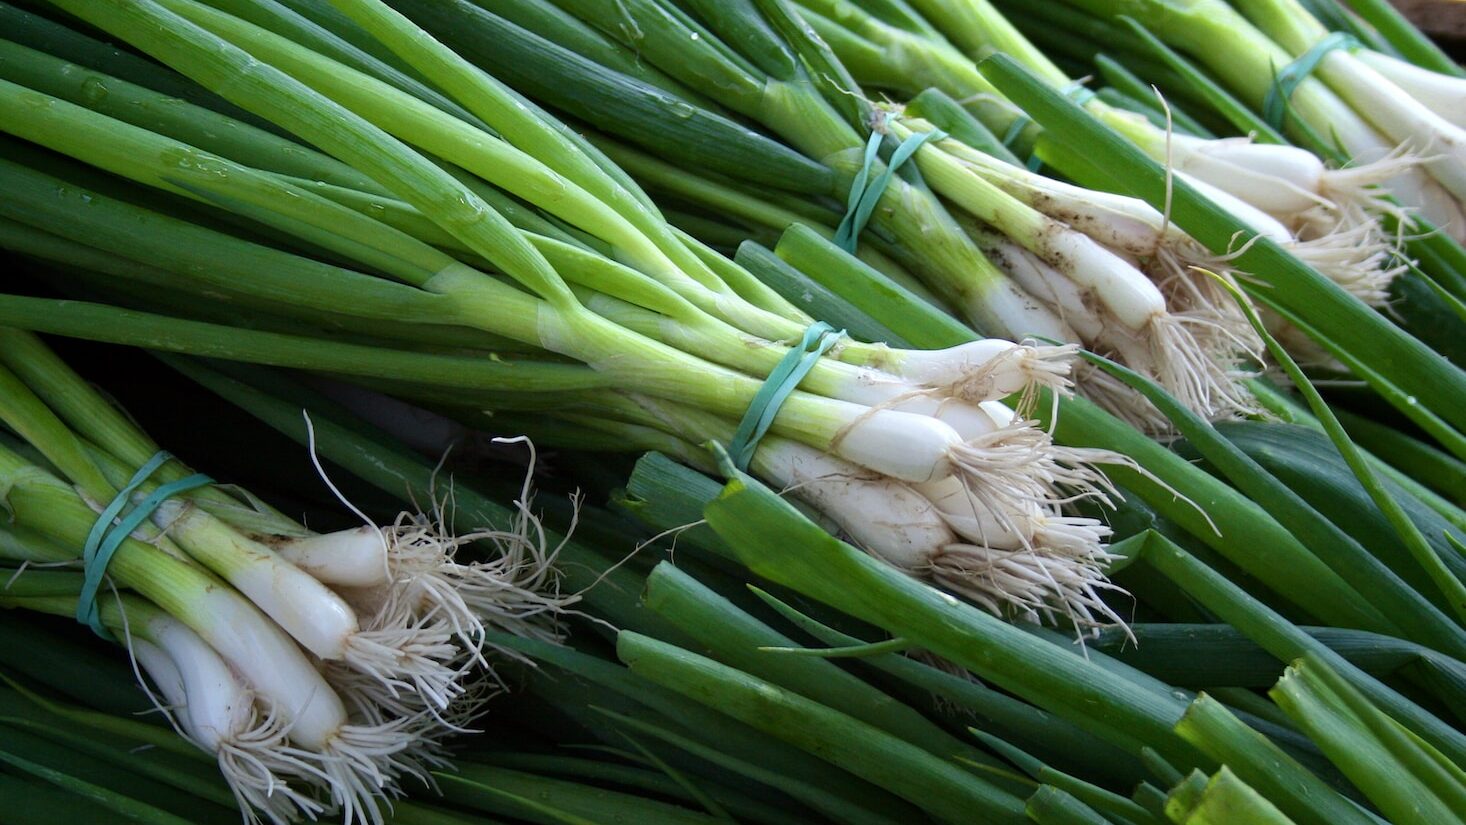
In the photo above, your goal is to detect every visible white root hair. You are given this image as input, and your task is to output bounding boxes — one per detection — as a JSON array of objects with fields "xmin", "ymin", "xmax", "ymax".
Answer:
[
  {"xmin": 214, "ymin": 702, "xmax": 332, "ymax": 825},
  {"xmin": 927, "ymin": 541, "xmax": 1128, "ymax": 631},
  {"xmin": 1075, "ymin": 361, "xmax": 1175, "ymax": 433},
  {"xmin": 922, "ymin": 463, "xmax": 1123, "ymax": 631},
  {"xmin": 1288, "ymin": 222, "xmax": 1407, "ymax": 307},
  {"xmin": 945, "ymin": 419, "xmax": 1128, "ymax": 539},
  {"xmin": 410, "ymin": 436, "xmax": 581, "ymax": 654},
  {"xmin": 337, "ymin": 620, "xmax": 465, "ymax": 715},
  {"xmin": 272, "ymin": 713, "xmax": 444, "ymax": 825},
  {"xmin": 1312, "ymin": 149, "xmax": 1419, "ymax": 237},
  {"xmin": 946, "ymin": 341, "xmax": 1079, "ymax": 418},
  {"xmin": 1146, "ymin": 312, "xmax": 1259, "ymax": 424},
  {"xmin": 307, "ymin": 411, "xmax": 574, "ymax": 707}
]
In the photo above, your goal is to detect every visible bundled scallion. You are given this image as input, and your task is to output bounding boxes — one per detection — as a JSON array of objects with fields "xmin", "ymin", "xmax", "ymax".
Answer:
[
  {"xmin": 0, "ymin": 330, "xmax": 582, "ymax": 822},
  {"xmin": 380, "ymin": 0, "xmax": 1285, "ymax": 423},
  {"xmin": 0, "ymin": 0, "xmax": 1142, "ymax": 631},
  {"xmin": 807, "ymin": 0, "xmax": 1408, "ymax": 301}
]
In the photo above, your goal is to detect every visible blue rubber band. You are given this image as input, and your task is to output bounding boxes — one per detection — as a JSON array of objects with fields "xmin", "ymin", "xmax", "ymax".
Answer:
[
  {"xmin": 726, "ymin": 322, "xmax": 844, "ymax": 471},
  {"xmin": 1001, "ymin": 115, "xmax": 1033, "ymax": 149},
  {"xmin": 834, "ymin": 128, "xmax": 946, "ymax": 253},
  {"xmin": 1263, "ymin": 32, "xmax": 1358, "ymax": 130},
  {"xmin": 1061, "ymin": 80, "xmax": 1098, "ymax": 108},
  {"xmin": 78, "ymin": 451, "xmax": 212, "ymax": 639}
]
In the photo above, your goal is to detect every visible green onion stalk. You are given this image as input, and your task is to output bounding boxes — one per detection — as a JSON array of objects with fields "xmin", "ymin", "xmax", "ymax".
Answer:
[
  {"xmin": 2, "ymin": 3, "xmax": 1133, "ymax": 621},
  {"xmin": 14, "ymin": 0, "xmax": 1085, "ymax": 407},
  {"xmin": 375, "ymin": 0, "xmax": 1078, "ymax": 353},
  {"xmin": 817, "ymin": 0, "xmax": 1409, "ymax": 302},
  {"xmin": 389, "ymin": 0, "xmax": 1268, "ymax": 425},
  {"xmin": 1038, "ymin": 0, "xmax": 1465, "ymax": 237}
]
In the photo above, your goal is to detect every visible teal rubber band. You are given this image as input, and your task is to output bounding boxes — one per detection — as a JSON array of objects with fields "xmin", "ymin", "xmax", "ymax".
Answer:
[
  {"xmin": 1061, "ymin": 81, "xmax": 1098, "ymax": 108},
  {"xmin": 77, "ymin": 451, "xmax": 212, "ymax": 639},
  {"xmin": 726, "ymin": 322, "xmax": 844, "ymax": 471},
  {"xmin": 834, "ymin": 128, "xmax": 946, "ymax": 253},
  {"xmin": 1001, "ymin": 115, "xmax": 1033, "ymax": 149},
  {"xmin": 1263, "ymin": 32, "xmax": 1358, "ymax": 130},
  {"xmin": 834, "ymin": 132, "xmax": 883, "ymax": 252}
]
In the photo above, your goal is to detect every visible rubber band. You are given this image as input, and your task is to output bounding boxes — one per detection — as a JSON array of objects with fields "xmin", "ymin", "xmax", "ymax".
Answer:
[
  {"xmin": 1263, "ymin": 32, "xmax": 1358, "ymax": 130},
  {"xmin": 1061, "ymin": 80, "xmax": 1098, "ymax": 108},
  {"xmin": 726, "ymin": 322, "xmax": 844, "ymax": 471},
  {"xmin": 834, "ymin": 129, "xmax": 946, "ymax": 253},
  {"xmin": 78, "ymin": 451, "xmax": 212, "ymax": 639},
  {"xmin": 1002, "ymin": 114, "xmax": 1033, "ymax": 149}
]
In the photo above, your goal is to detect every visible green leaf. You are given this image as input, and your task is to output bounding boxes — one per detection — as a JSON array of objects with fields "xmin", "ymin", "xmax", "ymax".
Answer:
[
  {"xmin": 1269, "ymin": 656, "xmax": 1466, "ymax": 825},
  {"xmin": 1025, "ymin": 785, "xmax": 1114, "ymax": 825},
  {"xmin": 748, "ymin": 586, "xmax": 1148, "ymax": 786},
  {"xmin": 642, "ymin": 562, "xmax": 1014, "ymax": 779},
  {"xmin": 701, "ymin": 469, "xmax": 1201, "ymax": 766},
  {"xmin": 1338, "ymin": 0, "xmax": 1465, "ymax": 76},
  {"xmin": 1077, "ymin": 346, "xmax": 1465, "ymax": 657},
  {"xmin": 612, "ymin": 731, "xmax": 736, "ymax": 821},
  {"xmin": 389, "ymin": 0, "xmax": 833, "ymax": 193},
  {"xmin": 1116, "ymin": 16, "xmax": 1285, "ymax": 142},
  {"xmin": 1172, "ymin": 694, "xmax": 1368, "ymax": 825},
  {"xmin": 582, "ymin": 707, "xmax": 900, "ymax": 825},
  {"xmin": 1127, "ymin": 531, "xmax": 1466, "ymax": 764},
  {"xmin": 1223, "ymin": 275, "xmax": 1466, "ymax": 621},
  {"xmin": 617, "ymin": 631, "xmax": 1030, "ymax": 823},
  {"xmin": 0, "ymin": 741, "xmax": 209, "ymax": 825},
  {"xmin": 772, "ymin": 223, "xmax": 974, "ymax": 348},
  {"xmin": 1165, "ymin": 766, "xmax": 1297, "ymax": 824},
  {"xmin": 734, "ymin": 241, "xmax": 912, "ymax": 345}
]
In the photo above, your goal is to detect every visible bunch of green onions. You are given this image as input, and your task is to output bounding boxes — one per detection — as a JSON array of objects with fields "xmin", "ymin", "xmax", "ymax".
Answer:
[
  {"xmin": 293, "ymin": 0, "xmax": 1240, "ymax": 425},
  {"xmin": 1030, "ymin": 0, "xmax": 1466, "ymax": 233},
  {"xmin": 415, "ymin": 0, "xmax": 1414, "ymax": 427},
  {"xmin": 823, "ymin": 0, "xmax": 1412, "ymax": 270},
  {"xmin": 0, "ymin": 329, "xmax": 588, "ymax": 822},
  {"xmin": 0, "ymin": 1, "xmax": 1153, "ymax": 634}
]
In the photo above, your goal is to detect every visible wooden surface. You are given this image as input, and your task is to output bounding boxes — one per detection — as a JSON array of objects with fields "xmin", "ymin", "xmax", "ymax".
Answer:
[{"xmin": 1393, "ymin": 0, "xmax": 1466, "ymax": 40}]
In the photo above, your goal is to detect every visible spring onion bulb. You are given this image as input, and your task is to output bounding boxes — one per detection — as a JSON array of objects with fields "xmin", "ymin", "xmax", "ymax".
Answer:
[
  {"xmin": 750, "ymin": 437, "xmax": 960, "ymax": 567},
  {"xmin": 751, "ymin": 423, "xmax": 1122, "ymax": 626},
  {"xmin": 129, "ymin": 613, "xmax": 327, "ymax": 824},
  {"xmin": 1316, "ymin": 53, "xmax": 1466, "ymax": 202},
  {"xmin": 887, "ymin": 117, "xmax": 1259, "ymax": 424},
  {"xmin": 1355, "ymin": 49, "xmax": 1466, "ymax": 130}
]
